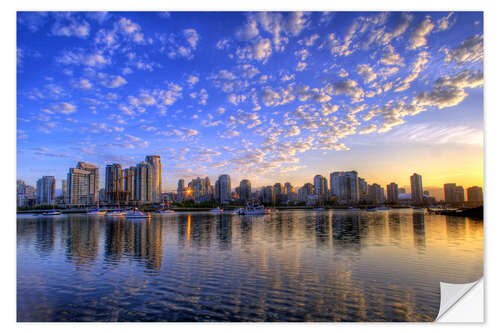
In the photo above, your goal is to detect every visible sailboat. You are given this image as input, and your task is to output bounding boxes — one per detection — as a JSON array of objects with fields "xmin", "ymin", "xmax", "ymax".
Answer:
[
  {"xmin": 157, "ymin": 201, "xmax": 175, "ymax": 214},
  {"xmin": 42, "ymin": 197, "xmax": 62, "ymax": 215},
  {"xmin": 125, "ymin": 207, "xmax": 150, "ymax": 219},
  {"xmin": 106, "ymin": 187, "xmax": 126, "ymax": 216},
  {"xmin": 87, "ymin": 192, "xmax": 106, "ymax": 215}
]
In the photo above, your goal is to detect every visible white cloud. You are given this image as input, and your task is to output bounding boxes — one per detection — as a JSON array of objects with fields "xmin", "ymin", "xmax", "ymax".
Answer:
[
  {"xmin": 118, "ymin": 17, "xmax": 140, "ymax": 34},
  {"xmin": 284, "ymin": 125, "xmax": 301, "ymax": 137},
  {"xmin": 99, "ymin": 73, "xmax": 127, "ymax": 88},
  {"xmin": 186, "ymin": 75, "xmax": 199, "ymax": 87},
  {"xmin": 296, "ymin": 62, "xmax": 307, "ymax": 71},
  {"xmin": 357, "ymin": 64, "xmax": 377, "ymax": 83},
  {"xmin": 51, "ymin": 102, "xmax": 77, "ymax": 115},
  {"xmin": 74, "ymin": 78, "xmax": 92, "ymax": 89},
  {"xmin": 409, "ymin": 16, "xmax": 434, "ymax": 49},
  {"xmin": 413, "ymin": 69, "xmax": 483, "ymax": 109},
  {"xmin": 359, "ymin": 124, "xmax": 377, "ymax": 134},
  {"xmin": 57, "ymin": 50, "xmax": 110, "ymax": 67},
  {"xmin": 380, "ymin": 44, "xmax": 404, "ymax": 66},
  {"xmin": 444, "ymin": 34, "xmax": 483, "ymax": 65},
  {"xmin": 394, "ymin": 51, "xmax": 429, "ymax": 92},
  {"xmin": 183, "ymin": 29, "xmax": 199, "ymax": 49},
  {"xmin": 228, "ymin": 93, "xmax": 247, "ymax": 105},
  {"xmin": 325, "ymin": 79, "xmax": 364, "ymax": 103},
  {"xmin": 52, "ymin": 19, "xmax": 90, "ymax": 38},
  {"xmin": 235, "ymin": 19, "xmax": 259, "ymax": 41},
  {"xmin": 437, "ymin": 12, "xmax": 455, "ymax": 32}
]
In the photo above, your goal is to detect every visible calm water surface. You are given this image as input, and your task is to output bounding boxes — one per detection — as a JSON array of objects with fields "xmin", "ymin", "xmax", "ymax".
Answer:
[{"xmin": 17, "ymin": 209, "xmax": 483, "ymax": 322}]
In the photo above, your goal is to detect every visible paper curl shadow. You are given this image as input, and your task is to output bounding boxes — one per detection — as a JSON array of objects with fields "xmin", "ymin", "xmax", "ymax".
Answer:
[{"xmin": 435, "ymin": 278, "xmax": 483, "ymax": 322}]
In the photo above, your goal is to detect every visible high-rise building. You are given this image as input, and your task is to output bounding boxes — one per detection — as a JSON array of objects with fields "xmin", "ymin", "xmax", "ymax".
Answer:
[
  {"xmin": 444, "ymin": 183, "xmax": 465, "ymax": 203},
  {"xmin": 105, "ymin": 163, "xmax": 123, "ymax": 203},
  {"xmin": 455, "ymin": 186, "xmax": 465, "ymax": 203},
  {"xmin": 386, "ymin": 182, "xmax": 399, "ymax": 203},
  {"xmin": 358, "ymin": 177, "xmax": 368, "ymax": 196},
  {"xmin": 76, "ymin": 162, "xmax": 99, "ymax": 204},
  {"xmin": 61, "ymin": 179, "xmax": 67, "ymax": 204},
  {"xmin": 145, "ymin": 155, "xmax": 162, "ymax": 202},
  {"xmin": 239, "ymin": 179, "xmax": 251, "ymax": 202},
  {"xmin": 273, "ymin": 183, "xmax": 283, "ymax": 204},
  {"xmin": 467, "ymin": 186, "xmax": 483, "ymax": 204},
  {"xmin": 262, "ymin": 186, "xmax": 275, "ymax": 204},
  {"xmin": 123, "ymin": 167, "xmax": 136, "ymax": 202},
  {"xmin": 410, "ymin": 173, "xmax": 423, "ymax": 203},
  {"xmin": 368, "ymin": 183, "xmax": 385, "ymax": 204},
  {"xmin": 330, "ymin": 171, "xmax": 359, "ymax": 203},
  {"xmin": 177, "ymin": 179, "xmax": 186, "ymax": 202},
  {"xmin": 284, "ymin": 182, "xmax": 295, "ymax": 201},
  {"xmin": 217, "ymin": 174, "xmax": 231, "ymax": 203},
  {"xmin": 298, "ymin": 183, "xmax": 314, "ymax": 202},
  {"xmin": 444, "ymin": 183, "xmax": 457, "ymax": 203},
  {"xmin": 135, "ymin": 161, "xmax": 153, "ymax": 203},
  {"xmin": 17, "ymin": 180, "xmax": 36, "ymax": 207},
  {"xmin": 67, "ymin": 168, "xmax": 91, "ymax": 205},
  {"xmin": 36, "ymin": 176, "xmax": 56, "ymax": 205},
  {"xmin": 204, "ymin": 177, "xmax": 212, "ymax": 200},
  {"xmin": 314, "ymin": 175, "xmax": 328, "ymax": 199}
]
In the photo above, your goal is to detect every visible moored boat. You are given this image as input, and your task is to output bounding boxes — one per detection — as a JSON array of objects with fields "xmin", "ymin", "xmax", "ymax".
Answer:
[
  {"xmin": 106, "ymin": 209, "xmax": 126, "ymax": 216},
  {"xmin": 125, "ymin": 209, "xmax": 150, "ymax": 219},
  {"xmin": 157, "ymin": 209, "xmax": 175, "ymax": 214},
  {"xmin": 42, "ymin": 210, "xmax": 62, "ymax": 215},
  {"xmin": 87, "ymin": 209, "xmax": 106, "ymax": 215},
  {"xmin": 242, "ymin": 203, "xmax": 269, "ymax": 215},
  {"xmin": 209, "ymin": 207, "xmax": 224, "ymax": 213}
]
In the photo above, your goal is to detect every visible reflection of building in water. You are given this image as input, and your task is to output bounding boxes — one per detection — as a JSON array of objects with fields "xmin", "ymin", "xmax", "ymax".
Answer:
[
  {"xmin": 103, "ymin": 219, "xmax": 163, "ymax": 270},
  {"xmin": 315, "ymin": 214, "xmax": 330, "ymax": 246},
  {"xmin": 412, "ymin": 213, "xmax": 426, "ymax": 251},
  {"xmin": 387, "ymin": 213, "xmax": 402, "ymax": 245},
  {"xmin": 65, "ymin": 216, "xmax": 99, "ymax": 268},
  {"xmin": 332, "ymin": 214, "xmax": 361, "ymax": 252},
  {"xmin": 128, "ymin": 220, "xmax": 163, "ymax": 270},
  {"xmin": 216, "ymin": 215, "xmax": 232, "ymax": 249},
  {"xmin": 190, "ymin": 214, "xmax": 214, "ymax": 249},
  {"xmin": 104, "ymin": 220, "xmax": 125, "ymax": 263},
  {"xmin": 35, "ymin": 220, "xmax": 55, "ymax": 256},
  {"xmin": 239, "ymin": 217, "xmax": 253, "ymax": 245},
  {"xmin": 445, "ymin": 216, "xmax": 467, "ymax": 244}
]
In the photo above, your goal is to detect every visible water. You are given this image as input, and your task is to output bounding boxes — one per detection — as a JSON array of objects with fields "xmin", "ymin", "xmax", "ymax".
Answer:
[{"xmin": 17, "ymin": 209, "xmax": 483, "ymax": 322}]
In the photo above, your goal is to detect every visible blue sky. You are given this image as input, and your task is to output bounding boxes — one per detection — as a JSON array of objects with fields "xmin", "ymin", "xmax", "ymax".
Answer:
[{"xmin": 17, "ymin": 11, "xmax": 483, "ymax": 192}]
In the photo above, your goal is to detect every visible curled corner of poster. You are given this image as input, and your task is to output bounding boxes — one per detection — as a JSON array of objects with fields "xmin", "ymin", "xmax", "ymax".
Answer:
[{"xmin": 435, "ymin": 278, "xmax": 484, "ymax": 323}]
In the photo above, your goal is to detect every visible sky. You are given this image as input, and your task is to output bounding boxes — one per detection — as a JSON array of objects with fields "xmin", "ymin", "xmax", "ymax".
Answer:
[{"xmin": 17, "ymin": 11, "xmax": 483, "ymax": 195}]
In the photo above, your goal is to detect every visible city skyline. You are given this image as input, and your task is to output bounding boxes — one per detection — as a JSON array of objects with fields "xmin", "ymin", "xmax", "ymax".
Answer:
[
  {"xmin": 17, "ymin": 12, "xmax": 483, "ymax": 192},
  {"xmin": 18, "ymin": 154, "xmax": 483, "ymax": 202}
]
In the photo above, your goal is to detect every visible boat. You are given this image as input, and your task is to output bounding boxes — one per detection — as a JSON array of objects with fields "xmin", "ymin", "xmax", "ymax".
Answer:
[
  {"xmin": 106, "ymin": 209, "xmax": 126, "ymax": 216},
  {"xmin": 376, "ymin": 206, "xmax": 391, "ymax": 211},
  {"xmin": 125, "ymin": 209, "xmax": 150, "ymax": 219},
  {"xmin": 87, "ymin": 194, "xmax": 106, "ymax": 215},
  {"xmin": 42, "ymin": 210, "xmax": 62, "ymax": 215},
  {"xmin": 87, "ymin": 208, "xmax": 106, "ymax": 215},
  {"xmin": 209, "ymin": 207, "xmax": 224, "ymax": 213},
  {"xmin": 366, "ymin": 207, "xmax": 377, "ymax": 212},
  {"xmin": 157, "ymin": 209, "xmax": 175, "ymax": 214},
  {"xmin": 313, "ymin": 207, "xmax": 326, "ymax": 211},
  {"xmin": 241, "ymin": 203, "xmax": 269, "ymax": 215},
  {"xmin": 348, "ymin": 207, "xmax": 361, "ymax": 211}
]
